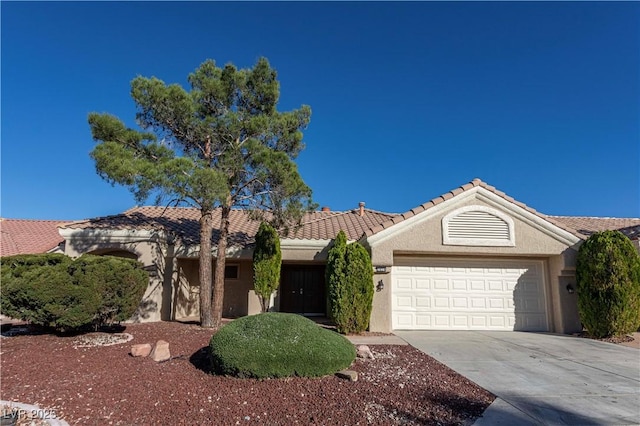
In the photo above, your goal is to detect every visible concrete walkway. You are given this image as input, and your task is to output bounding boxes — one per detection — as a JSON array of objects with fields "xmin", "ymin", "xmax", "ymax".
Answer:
[{"xmin": 396, "ymin": 331, "xmax": 640, "ymax": 425}]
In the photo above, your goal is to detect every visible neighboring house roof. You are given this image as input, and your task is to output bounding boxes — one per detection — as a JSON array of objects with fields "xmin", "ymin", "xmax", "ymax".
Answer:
[
  {"xmin": 550, "ymin": 216, "xmax": 640, "ymax": 240},
  {"xmin": 0, "ymin": 218, "xmax": 70, "ymax": 256},
  {"xmin": 60, "ymin": 206, "xmax": 397, "ymax": 247},
  {"xmin": 363, "ymin": 178, "xmax": 585, "ymax": 239}
]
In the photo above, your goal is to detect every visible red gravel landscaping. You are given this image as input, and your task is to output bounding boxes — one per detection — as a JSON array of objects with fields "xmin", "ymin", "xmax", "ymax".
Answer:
[{"xmin": 0, "ymin": 322, "xmax": 494, "ymax": 425}]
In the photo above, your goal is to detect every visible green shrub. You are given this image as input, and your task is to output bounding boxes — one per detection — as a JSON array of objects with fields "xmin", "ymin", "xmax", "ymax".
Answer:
[
  {"xmin": 1, "ymin": 259, "xmax": 100, "ymax": 330},
  {"xmin": 1, "ymin": 253, "xmax": 71, "ymax": 281},
  {"xmin": 0, "ymin": 253, "xmax": 148, "ymax": 331},
  {"xmin": 326, "ymin": 232, "xmax": 374, "ymax": 334},
  {"xmin": 253, "ymin": 222, "xmax": 282, "ymax": 312},
  {"xmin": 342, "ymin": 242, "xmax": 374, "ymax": 334},
  {"xmin": 209, "ymin": 312, "xmax": 356, "ymax": 378},
  {"xmin": 576, "ymin": 230, "xmax": 640, "ymax": 338},
  {"xmin": 68, "ymin": 255, "xmax": 149, "ymax": 325},
  {"xmin": 326, "ymin": 230, "xmax": 347, "ymax": 323}
]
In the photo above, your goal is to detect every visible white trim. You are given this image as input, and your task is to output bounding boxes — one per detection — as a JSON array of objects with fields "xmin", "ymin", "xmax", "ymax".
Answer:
[
  {"xmin": 58, "ymin": 228, "xmax": 158, "ymax": 242},
  {"xmin": 442, "ymin": 205, "xmax": 515, "ymax": 247},
  {"xmin": 367, "ymin": 187, "xmax": 581, "ymax": 247}
]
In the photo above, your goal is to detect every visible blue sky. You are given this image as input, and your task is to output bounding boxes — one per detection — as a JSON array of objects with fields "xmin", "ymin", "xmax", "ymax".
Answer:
[{"xmin": 2, "ymin": 2, "xmax": 638, "ymax": 220}]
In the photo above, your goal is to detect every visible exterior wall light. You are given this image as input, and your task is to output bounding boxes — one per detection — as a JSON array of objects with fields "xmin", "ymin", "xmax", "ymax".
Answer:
[
  {"xmin": 376, "ymin": 280, "xmax": 384, "ymax": 292},
  {"xmin": 566, "ymin": 284, "xmax": 575, "ymax": 294}
]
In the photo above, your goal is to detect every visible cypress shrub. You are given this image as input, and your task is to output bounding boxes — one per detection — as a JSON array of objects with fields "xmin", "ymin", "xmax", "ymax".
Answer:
[
  {"xmin": 343, "ymin": 242, "xmax": 374, "ymax": 334},
  {"xmin": 326, "ymin": 230, "xmax": 347, "ymax": 325},
  {"xmin": 576, "ymin": 230, "xmax": 640, "ymax": 338},
  {"xmin": 252, "ymin": 222, "xmax": 282, "ymax": 312}
]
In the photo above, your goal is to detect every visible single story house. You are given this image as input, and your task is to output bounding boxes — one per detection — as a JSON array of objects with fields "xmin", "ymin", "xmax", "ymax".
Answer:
[{"xmin": 58, "ymin": 179, "xmax": 640, "ymax": 333}]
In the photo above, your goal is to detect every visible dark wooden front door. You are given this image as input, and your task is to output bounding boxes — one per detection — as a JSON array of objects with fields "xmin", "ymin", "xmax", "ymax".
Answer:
[{"xmin": 280, "ymin": 265, "xmax": 325, "ymax": 315}]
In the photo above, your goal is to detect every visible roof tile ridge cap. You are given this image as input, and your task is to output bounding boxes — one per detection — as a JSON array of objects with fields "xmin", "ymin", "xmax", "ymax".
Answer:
[
  {"xmin": 552, "ymin": 215, "xmax": 640, "ymax": 220},
  {"xmin": 365, "ymin": 178, "xmax": 505, "ymax": 237},
  {"xmin": 474, "ymin": 182, "xmax": 581, "ymax": 235},
  {"xmin": 298, "ymin": 210, "xmax": 351, "ymax": 226},
  {"xmin": 58, "ymin": 217, "xmax": 103, "ymax": 228},
  {"xmin": 1, "ymin": 218, "xmax": 70, "ymax": 223},
  {"xmin": 362, "ymin": 207, "xmax": 399, "ymax": 216}
]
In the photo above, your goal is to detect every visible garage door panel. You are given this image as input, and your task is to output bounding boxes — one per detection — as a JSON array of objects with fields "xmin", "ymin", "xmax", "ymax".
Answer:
[
  {"xmin": 396, "ymin": 278, "xmax": 412, "ymax": 289},
  {"xmin": 396, "ymin": 295, "xmax": 413, "ymax": 308},
  {"xmin": 488, "ymin": 280, "xmax": 503, "ymax": 291},
  {"xmin": 392, "ymin": 258, "xmax": 548, "ymax": 331},
  {"xmin": 416, "ymin": 315, "xmax": 431, "ymax": 326},
  {"xmin": 415, "ymin": 296, "xmax": 430, "ymax": 308},
  {"xmin": 416, "ymin": 279, "xmax": 430, "ymax": 289},
  {"xmin": 470, "ymin": 280, "xmax": 485, "ymax": 290},
  {"xmin": 433, "ymin": 279, "xmax": 448, "ymax": 289},
  {"xmin": 452, "ymin": 297, "xmax": 468, "ymax": 308}
]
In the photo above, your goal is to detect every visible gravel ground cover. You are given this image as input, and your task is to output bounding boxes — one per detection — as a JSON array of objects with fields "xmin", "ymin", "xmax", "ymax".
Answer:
[{"xmin": 0, "ymin": 322, "xmax": 493, "ymax": 425}]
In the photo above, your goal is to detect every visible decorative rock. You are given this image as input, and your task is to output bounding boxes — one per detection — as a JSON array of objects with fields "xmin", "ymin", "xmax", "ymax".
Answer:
[
  {"xmin": 130, "ymin": 343, "xmax": 152, "ymax": 357},
  {"xmin": 356, "ymin": 344, "xmax": 375, "ymax": 360},
  {"xmin": 150, "ymin": 340, "xmax": 171, "ymax": 362},
  {"xmin": 336, "ymin": 369, "xmax": 358, "ymax": 382}
]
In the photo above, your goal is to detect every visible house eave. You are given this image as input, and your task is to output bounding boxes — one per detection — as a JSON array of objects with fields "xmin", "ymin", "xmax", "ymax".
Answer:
[
  {"xmin": 366, "ymin": 187, "xmax": 582, "ymax": 248},
  {"xmin": 58, "ymin": 227, "xmax": 160, "ymax": 243}
]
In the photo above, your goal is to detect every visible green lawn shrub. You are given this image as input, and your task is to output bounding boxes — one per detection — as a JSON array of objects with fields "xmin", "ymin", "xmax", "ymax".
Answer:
[
  {"xmin": 1, "ymin": 253, "xmax": 148, "ymax": 332},
  {"xmin": 209, "ymin": 312, "xmax": 356, "ymax": 378},
  {"xmin": 576, "ymin": 230, "xmax": 640, "ymax": 338}
]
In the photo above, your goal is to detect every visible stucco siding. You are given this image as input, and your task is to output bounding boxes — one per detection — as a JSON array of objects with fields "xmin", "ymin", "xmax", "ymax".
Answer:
[
  {"xmin": 172, "ymin": 258, "xmax": 254, "ymax": 320},
  {"xmin": 370, "ymin": 197, "xmax": 572, "ymax": 265},
  {"xmin": 369, "ymin": 272, "xmax": 393, "ymax": 333}
]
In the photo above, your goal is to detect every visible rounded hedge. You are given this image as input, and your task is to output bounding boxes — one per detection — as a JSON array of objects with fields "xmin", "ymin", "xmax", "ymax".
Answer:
[
  {"xmin": 209, "ymin": 312, "xmax": 356, "ymax": 378},
  {"xmin": 576, "ymin": 230, "xmax": 640, "ymax": 338}
]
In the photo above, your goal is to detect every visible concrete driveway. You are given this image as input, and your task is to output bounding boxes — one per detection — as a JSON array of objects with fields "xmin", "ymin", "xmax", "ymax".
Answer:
[{"xmin": 395, "ymin": 331, "xmax": 640, "ymax": 425}]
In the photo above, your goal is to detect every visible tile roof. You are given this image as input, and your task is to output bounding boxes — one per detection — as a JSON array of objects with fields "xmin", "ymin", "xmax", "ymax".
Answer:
[
  {"xmin": 363, "ymin": 178, "xmax": 586, "ymax": 239},
  {"xmin": 550, "ymin": 216, "xmax": 640, "ymax": 240},
  {"xmin": 58, "ymin": 179, "xmax": 640, "ymax": 248},
  {"xmin": 0, "ymin": 219, "xmax": 71, "ymax": 256},
  {"xmin": 60, "ymin": 206, "xmax": 397, "ymax": 247}
]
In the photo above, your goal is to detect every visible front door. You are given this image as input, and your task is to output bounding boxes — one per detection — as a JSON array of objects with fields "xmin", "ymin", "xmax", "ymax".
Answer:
[{"xmin": 280, "ymin": 265, "xmax": 325, "ymax": 315}]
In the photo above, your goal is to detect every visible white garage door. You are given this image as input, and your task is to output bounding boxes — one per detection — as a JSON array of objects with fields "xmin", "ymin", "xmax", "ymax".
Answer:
[{"xmin": 392, "ymin": 257, "xmax": 548, "ymax": 331}]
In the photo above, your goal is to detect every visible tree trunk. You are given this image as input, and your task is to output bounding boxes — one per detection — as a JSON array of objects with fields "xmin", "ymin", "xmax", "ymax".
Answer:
[
  {"xmin": 212, "ymin": 204, "xmax": 231, "ymax": 329},
  {"xmin": 199, "ymin": 210, "xmax": 214, "ymax": 328}
]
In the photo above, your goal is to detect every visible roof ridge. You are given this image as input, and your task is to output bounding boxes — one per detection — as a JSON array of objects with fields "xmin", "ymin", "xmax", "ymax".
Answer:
[
  {"xmin": 298, "ymin": 210, "xmax": 353, "ymax": 226},
  {"xmin": 360, "ymin": 207, "xmax": 398, "ymax": 217},
  {"xmin": 0, "ymin": 218, "xmax": 72, "ymax": 223},
  {"xmin": 548, "ymin": 215, "xmax": 640, "ymax": 220},
  {"xmin": 363, "ymin": 178, "xmax": 585, "ymax": 239}
]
